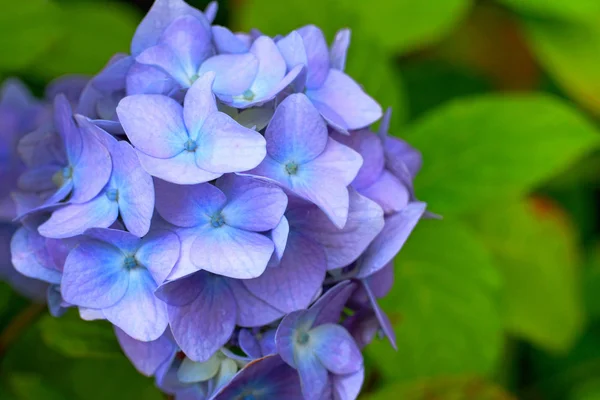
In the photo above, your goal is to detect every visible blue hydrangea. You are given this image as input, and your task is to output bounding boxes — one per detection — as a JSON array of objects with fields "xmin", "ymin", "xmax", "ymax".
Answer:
[{"xmin": 1, "ymin": 1, "xmax": 429, "ymax": 399}]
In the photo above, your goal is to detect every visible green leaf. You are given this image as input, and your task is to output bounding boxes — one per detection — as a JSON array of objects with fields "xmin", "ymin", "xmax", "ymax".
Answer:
[
  {"xmin": 522, "ymin": 17, "xmax": 600, "ymax": 117},
  {"xmin": 402, "ymin": 94, "xmax": 600, "ymax": 216},
  {"xmin": 366, "ymin": 219, "xmax": 502, "ymax": 382},
  {"xmin": 8, "ymin": 373, "xmax": 65, "ymax": 400},
  {"xmin": 583, "ymin": 246, "xmax": 600, "ymax": 319},
  {"xmin": 352, "ymin": 0, "xmax": 473, "ymax": 53},
  {"xmin": 498, "ymin": 0, "xmax": 600, "ymax": 21},
  {"xmin": 236, "ymin": 0, "xmax": 472, "ymax": 54},
  {"xmin": 2, "ymin": 322, "xmax": 162, "ymax": 400},
  {"xmin": 572, "ymin": 380, "xmax": 600, "ymax": 400},
  {"xmin": 0, "ymin": 0, "xmax": 61, "ymax": 71},
  {"xmin": 366, "ymin": 376, "xmax": 514, "ymax": 400},
  {"xmin": 31, "ymin": 2, "xmax": 139, "ymax": 79},
  {"xmin": 38, "ymin": 310, "xmax": 122, "ymax": 359},
  {"xmin": 469, "ymin": 199, "xmax": 585, "ymax": 352}
]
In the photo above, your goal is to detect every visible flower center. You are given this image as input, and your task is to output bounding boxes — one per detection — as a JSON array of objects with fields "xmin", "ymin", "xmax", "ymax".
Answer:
[
  {"xmin": 123, "ymin": 256, "xmax": 138, "ymax": 270},
  {"xmin": 62, "ymin": 166, "xmax": 73, "ymax": 180},
  {"xmin": 285, "ymin": 162, "xmax": 298, "ymax": 176},
  {"xmin": 189, "ymin": 73, "xmax": 200, "ymax": 84},
  {"xmin": 210, "ymin": 213, "xmax": 226, "ymax": 228},
  {"xmin": 242, "ymin": 89, "xmax": 255, "ymax": 101},
  {"xmin": 184, "ymin": 139, "xmax": 198, "ymax": 152},
  {"xmin": 106, "ymin": 188, "xmax": 119, "ymax": 202},
  {"xmin": 296, "ymin": 331, "xmax": 310, "ymax": 345}
]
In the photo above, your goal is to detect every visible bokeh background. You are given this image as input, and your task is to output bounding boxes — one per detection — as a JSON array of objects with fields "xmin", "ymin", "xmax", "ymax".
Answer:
[{"xmin": 2, "ymin": 0, "xmax": 600, "ymax": 399}]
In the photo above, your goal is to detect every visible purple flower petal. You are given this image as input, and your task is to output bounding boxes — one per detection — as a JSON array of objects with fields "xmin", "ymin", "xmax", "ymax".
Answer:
[
  {"xmin": 104, "ymin": 268, "xmax": 168, "ymax": 341},
  {"xmin": 193, "ymin": 112, "xmax": 266, "ymax": 174},
  {"xmin": 288, "ymin": 189, "xmax": 384, "ymax": 270},
  {"xmin": 212, "ymin": 355, "xmax": 303, "ymax": 400},
  {"xmin": 270, "ymin": 215, "xmax": 289, "ymax": 262},
  {"xmin": 10, "ymin": 227, "xmax": 61, "ymax": 284},
  {"xmin": 136, "ymin": 45, "xmax": 191, "ymax": 89},
  {"xmin": 69, "ymin": 117, "xmax": 112, "ymax": 204},
  {"xmin": 307, "ymin": 70, "xmax": 382, "ymax": 131},
  {"xmin": 117, "ymin": 94, "xmax": 187, "ymax": 159},
  {"xmin": 297, "ymin": 25, "xmax": 330, "ymax": 90},
  {"xmin": 277, "ymin": 31, "xmax": 308, "ymax": 75},
  {"xmin": 54, "ymin": 95, "xmax": 82, "ymax": 163},
  {"xmin": 330, "ymin": 29, "xmax": 351, "ymax": 71},
  {"xmin": 296, "ymin": 348, "xmax": 329, "ymax": 400},
  {"xmin": 238, "ymin": 329, "xmax": 262, "ymax": 359},
  {"xmin": 217, "ymin": 175, "xmax": 287, "ymax": 232},
  {"xmin": 308, "ymin": 281, "xmax": 357, "ymax": 326},
  {"xmin": 191, "ymin": 224, "xmax": 273, "ymax": 279},
  {"xmin": 284, "ymin": 138, "xmax": 362, "ymax": 229},
  {"xmin": 357, "ymin": 202, "xmax": 426, "ymax": 278},
  {"xmin": 109, "ymin": 141, "xmax": 155, "ymax": 236},
  {"xmin": 136, "ymin": 150, "xmax": 221, "ymax": 184},
  {"xmin": 226, "ymin": 279, "xmax": 284, "ymax": 327},
  {"xmin": 362, "ymin": 279, "xmax": 396, "ymax": 349},
  {"xmin": 155, "ymin": 180, "xmax": 225, "ymax": 227},
  {"xmin": 247, "ymin": 36, "xmax": 286, "ymax": 98},
  {"xmin": 183, "ymin": 72, "xmax": 218, "ymax": 136},
  {"xmin": 204, "ymin": 2, "xmax": 218, "ymax": 24},
  {"xmin": 131, "ymin": 0, "xmax": 210, "ymax": 56},
  {"xmin": 136, "ymin": 229, "xmax": 180, "ymax": 285},
  {"xmin": 198, "ymin": 53, "xmax": 258, "ymax": 96},
  {"xmin": 126, "ymin": 62, "xmax": 179, "ymax": 95},
  {"xmin": 311, "ymin": 324, "xmax": 362, "ymax": 374},
  {"xmin": 358, "ymin": 170, "xmax": 409, "ymax": 214},
  {"xmin": 244, "ymin": 232, "xmax": 325, "ymax": 312},
  {"xmin": 37, "ymin": 194, "xmax": 119, "ymax": 239},
  {"xmin": 61, "ymin": 239, "xmax": 128, "ymax": 308},
  {"xmin": 330, "ymin": 129, "xmax": 384, "ymax": 190},
  {"xmin": 212, "ymin": 26, "xmax": 249, "ymax": 54},
  {"xmin": 265, "ymin": 93, "xmax": 327, "ymax": 164},
  {"xmin": 167, "ymin": 272, "xmax": 236, "ymax": 362},
  {"xmin": 84, "ymin": 227, "xmax": 140, "ymax": 254},
  {"xmin": 379, "ymin": 108, "xmax": 422, "ymax": 179},
  {"xmin": 115, "ymin": 327, "xmax": 176, "ymax": 376},
  {"xmin": 332, "ymin": 367, "xmax": 364, "ymax": 400}
]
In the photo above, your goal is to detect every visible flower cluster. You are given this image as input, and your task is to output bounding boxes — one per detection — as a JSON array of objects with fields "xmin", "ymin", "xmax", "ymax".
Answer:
[{"xmin": 1, "ymin": 1, "xmax": 427, "ymax": 399}]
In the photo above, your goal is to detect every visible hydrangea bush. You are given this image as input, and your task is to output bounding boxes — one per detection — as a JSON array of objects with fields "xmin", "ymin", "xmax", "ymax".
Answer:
[{"xmin": 1, "ymin": 1, "xmax": 427, "ymax": 398}]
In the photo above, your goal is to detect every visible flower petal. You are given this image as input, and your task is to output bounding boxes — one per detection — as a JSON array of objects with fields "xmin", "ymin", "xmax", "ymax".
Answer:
[
  {"xmin": 136, "ymin": 150, "xmax": 221, "ymax": 185},
  {"xmin": 332, "ymin": 367, "xmax": 364, "ymax": 400},
  {"xmin": 198, "ymin": 53, "xmax": 258, "ymax": 96},
  {"xmin": 115, "ymin": 327, "xmax": 176, "ymax": 376},
  {"xmin": 358, "ymin": 170, "xmax": 409, "ymax": 214},
  {"xmin": 212, "ymin": 25, "xmax": 249, "ymax": 54},
  {"xmin": 136, "ymin": 229, "xmax": 180, "ymax": 285},
  {"xmin": 226, "ymin": 279, "xmax": 284, "ymax": 327},
  {"xmin": 330, "ymin": 29, "xmax": 351, "ymax": 71},
  {"xmin": 248, "ymin": 36, "xmax": 286, "ymax": 97},
  {"xmin": 217, "ymin": 174, "xmax": 287, "ymax": 232},
  {"xmin": 297, "ymin": 25, "xmax": 329, "ymax": 90},
  {"xmin": 194, "ymin": 112, "xmax": 266, "ymax": 174},
  {"xmin": 190, "ymin": 224, "xmax": 273, "ymax": 279},
  {"xmin": 288, "ymin": 189, "xmax": 383, "ymax": 270},
  {"xmin": 356, "ymin": 202, "xmax": 426, "ymax": 278},
  {"xmin": 104, "ymin": 268, "xmax": 167, "ymax": 341},
  {"xmin": 10, "ymin": 227, "xmax": 61, "ymax": 284},
  {"xmin": 178, "ymin": 354, "xmax": 221, "ymax": 383},
  {"xmin": 244, "ymin": 232, "xmax": 325, "ymax": 312},
  {"xmin": 61, "ymin": 239, "xmax": 128, "ymax": 308},
  {"xmin": 38, "ymin": 194, "xmax": 119, "ymax": 239},
  {"xmin": 110, "ymin": 141, "xmax": 155, "ymax": 236},
  {"xmin": 167, "ymin": 272, "xmax": 236, "ymax": 362},
  {"xmin": 117, "ymin": 94, "xmax": 187, "ymax": 159},
  {"xmin": 311, "ymin": 324, "xmax": 362, "ymax": 374},
  {"xmin": 154, "ymin": 179, "xmax": 225, "ymax": 227},
  {"xmin": 183, "ymin": 72, "xmax": 218, "ymax": 137},
  {"xmin": 265, "ymin": 93, "xmax": 327, "ymax": 164},
  {"xmin": 307, "ymin": 69, "xmax": 382, "ymax": 131}
]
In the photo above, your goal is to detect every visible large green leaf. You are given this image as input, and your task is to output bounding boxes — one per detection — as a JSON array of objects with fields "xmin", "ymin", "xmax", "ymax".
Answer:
[
  {"xmin": 366, "ymin": 376, "xmax": 514, "ymax": 400},
  {"xmin": 31, "ymin": 2, "xmax": 139, "ymax": 79},
  {"xmin": 236, "ymin": 0, "xmax": 472, "ymax": 54},
  {"xmin": 0, "ymin": 0, "xmax": 61, "ymax": 71},
  {"xmin": 38, "ymin": 310, "xmax": 122, "ymax": 359},
  {"xmin": 366, "ymin": 219, "xmax": 502, "ymax": 382},
  {"xmin": 402, "ymin": 94, "xmax": 599, "ymax": 216},
  {"xmin": 523, "ymin": 17, "xmax": 600, "ymax": 117},
  {"xmin": 498, "ymin": 0, "xmax": 600, "ymax": 21},
  {"xmin": 469, "ymin": 199, "xmax": 585, "ymax": 352}
]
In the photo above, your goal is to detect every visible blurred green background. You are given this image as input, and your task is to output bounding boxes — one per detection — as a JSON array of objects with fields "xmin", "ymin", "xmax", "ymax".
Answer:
[{"xmin": 2, "ymin": 0, "xmax": 600, "ymax": 399}]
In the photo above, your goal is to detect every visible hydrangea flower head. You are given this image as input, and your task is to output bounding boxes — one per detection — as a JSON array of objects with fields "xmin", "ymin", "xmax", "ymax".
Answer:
[{"xmin": 2, "ymin": 1, "xmax": 430, "ymax": 399}]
